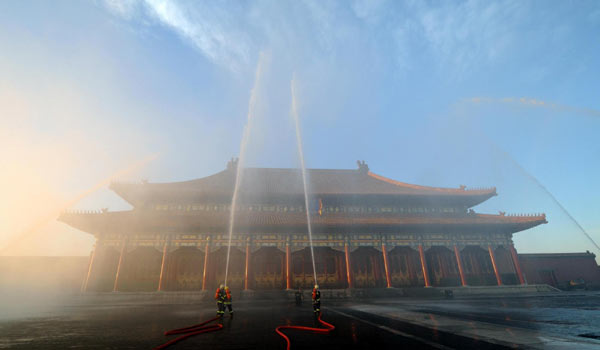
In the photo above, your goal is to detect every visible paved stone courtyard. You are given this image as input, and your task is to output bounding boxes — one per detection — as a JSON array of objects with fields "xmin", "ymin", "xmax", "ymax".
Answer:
[{"xmin": 1, "ymin": 291, "xmax": 599, "ymax": 349}]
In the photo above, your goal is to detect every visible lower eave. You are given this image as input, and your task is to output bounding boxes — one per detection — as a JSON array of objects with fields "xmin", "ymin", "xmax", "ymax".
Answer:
[
  {"xmin": 58, "ymin": 210, "xmax": 547, "ymax": 235},
  {"xmin": 519, "ymin": 252, "xmax": 596, "ymax": 259}
]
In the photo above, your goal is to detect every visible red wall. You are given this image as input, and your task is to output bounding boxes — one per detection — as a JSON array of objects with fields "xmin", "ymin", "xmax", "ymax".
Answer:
[{"xmin": 519, "ymin": 252, "xmax": 600, "ymax": 289}]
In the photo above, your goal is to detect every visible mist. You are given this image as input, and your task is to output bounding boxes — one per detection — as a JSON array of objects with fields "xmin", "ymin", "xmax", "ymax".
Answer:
[
  {"xmin": 1, "ymin": 2, "xmax": 600, "ymax": 349},
  {"xmin": 1, "ymin": 2, "xmax": 599, "ymax": 262}
]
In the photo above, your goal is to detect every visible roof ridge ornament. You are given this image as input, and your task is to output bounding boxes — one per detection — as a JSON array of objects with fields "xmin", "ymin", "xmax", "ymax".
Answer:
[
  {"xmin": 356, "ymin": 160, "xmax": 369, "ymax": 174},
  {"xmin": 227, "ymin": 157, "xmax": 239, "ymax": 172}
]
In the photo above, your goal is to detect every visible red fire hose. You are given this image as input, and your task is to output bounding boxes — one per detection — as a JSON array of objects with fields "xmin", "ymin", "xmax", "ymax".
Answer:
[
  {"xmin": 275, "ymin": 313, "xmax": 335, "ymax": 350},
  {"xmin": 154, "ymin": 316, "xmax": 224, "ymax": 350}
]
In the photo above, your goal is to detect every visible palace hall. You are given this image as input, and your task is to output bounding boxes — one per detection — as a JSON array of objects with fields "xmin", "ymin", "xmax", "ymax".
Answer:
[{"xmin": 60, "ymin": 160, "xmax": 547, "ymax": 292}]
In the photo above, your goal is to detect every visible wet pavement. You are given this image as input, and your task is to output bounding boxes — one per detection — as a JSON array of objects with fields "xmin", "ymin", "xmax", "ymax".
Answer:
[
  {"xmin": 0, "ymin": 299, "xmax": 433, "ymax": 349},
  {"xmin": 404, "ymin": 292, "xmax": 600, "ymax": 340},
  {"xmin": 0, "ymin": 291, "xmax": 599, "ymax": 349}
]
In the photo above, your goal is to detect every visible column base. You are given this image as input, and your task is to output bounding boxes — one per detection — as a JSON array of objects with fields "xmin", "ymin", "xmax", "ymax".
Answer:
[{"xmin": 241, "ymin": 289, "xmax": 256, "ymax": 298}]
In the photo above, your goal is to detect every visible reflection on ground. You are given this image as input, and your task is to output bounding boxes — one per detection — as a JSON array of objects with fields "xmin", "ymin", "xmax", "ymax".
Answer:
[{"xmin": 0, "ymin": 291, "xmax": 599, "ymax": 349}]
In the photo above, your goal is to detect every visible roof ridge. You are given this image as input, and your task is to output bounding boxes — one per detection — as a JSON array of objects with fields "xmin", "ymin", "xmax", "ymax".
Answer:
[{"xmin": 367, "ymin": 171, "xmax": 496, "ymax": 194}]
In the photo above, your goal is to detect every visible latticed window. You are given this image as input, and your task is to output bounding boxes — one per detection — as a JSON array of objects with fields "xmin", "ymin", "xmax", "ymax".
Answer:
[
  {"xmin": 316, "ymin": 260, "xmax": 325, "ymax": 274},
  {"xmin": 266, "ymin": 255, "xmax": 281, "ymax": 274},
  {"xmin": 293, "ymin": 257, "xmax": 303, "ymax": 274},
  {"xmin": 399, "ymin": 256, "xmax": 407, "ymax": 273},
  {"xmin": 303, "ymin": 258, "xmax": 312, "ymax": 273},
  {"xmin": 326, "ymin": 257, "xmax": 336, "ymax": 273}
]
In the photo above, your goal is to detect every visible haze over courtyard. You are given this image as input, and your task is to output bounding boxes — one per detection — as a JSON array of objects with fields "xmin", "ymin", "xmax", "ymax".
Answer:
[
  {"xmin": 1, "ymin": 1, "xmax": 599, "ymax": 257},
  {"xmin": 2, "ymin": 2, "xmax": 600, "ymax": 350}
]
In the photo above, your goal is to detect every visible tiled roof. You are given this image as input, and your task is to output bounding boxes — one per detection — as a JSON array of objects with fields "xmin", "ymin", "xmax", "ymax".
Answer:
[
  {"xmin": 59, "ymin": 210, "xmax": 546, "ymax": 235},
  {"xmin": 110, "ymin": 167, "xmax": 496, "ymax": 207}
]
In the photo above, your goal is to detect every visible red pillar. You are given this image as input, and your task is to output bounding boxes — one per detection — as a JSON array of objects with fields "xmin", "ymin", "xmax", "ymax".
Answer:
[
  {"xmin": 488, "ymin": 245, "xmax": 503, "ymax": 286},
  {"xmin": 281, "ymin": 252, "xmax": 286, "ymax": 289},
  {"xmin": 509, "ymin": 244, "xmax": 525, "ymax": 285},
  {"xmin": 286, "ymin": 244, "xmax": 292, "ymax": 290},
  {"xmin": 381, "ymin": 243, "xmax": 392, "ymax": 288},
  {"xmin": 344, "ymin": 242, "xmax": 353, "ymax": 288},
  {"xmin": 113, "ymin": 238, "xmax": 127, "ymax": 292},
  {"xmin": 453, "ymin": 245, "xmax": 467, "ymax": 287},
  {"xmin": 337, "ymin": 255, "xmax": 344, "ymax": 287},
  {"xmin": 82, "ymin": 243, "xmax": 98, "ymax": 293},
  {"xmin": 418, "ymin": 244, "xmax": 431, "ymax": 287},
  {"xmin": 244, "ymin": 240, "xmax": 251, "ymax": 290},
  {"xmin": 157, "ymin": 240, "xmax": 168, "ymax": 291},
  {"xmin": 202, "ymin": 238, "xmax": 210, "ymax": 291}
]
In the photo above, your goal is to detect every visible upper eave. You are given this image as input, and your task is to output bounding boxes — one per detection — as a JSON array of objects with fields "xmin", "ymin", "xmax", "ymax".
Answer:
[{"xmin": 109, "ymin": 167, "xmax": 497, "ymax": 208}]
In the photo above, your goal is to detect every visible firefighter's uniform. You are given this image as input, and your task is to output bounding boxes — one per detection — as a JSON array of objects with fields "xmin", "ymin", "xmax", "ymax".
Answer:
[
  {"xmin": 224, "ymin": 286, "xmax": 233, "ymax": 316},
  {"xmin": 215, "ymin": 284, "xmax": 226, "ymax": 316},
  {"xmin": 312, "ymin": 285, "xmax": 321, "ymax": 314}
]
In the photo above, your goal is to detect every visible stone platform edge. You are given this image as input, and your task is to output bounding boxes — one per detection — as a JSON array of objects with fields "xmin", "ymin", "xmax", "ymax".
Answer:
[{"xmin": 74, "ymin": 284, "xmax": 559, "ymax": 304}]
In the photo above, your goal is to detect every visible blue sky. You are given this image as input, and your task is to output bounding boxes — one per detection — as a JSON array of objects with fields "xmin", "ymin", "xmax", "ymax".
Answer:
[{"xmin": 0, "ymin": 0, "xmax": 599, "ymax": 257}]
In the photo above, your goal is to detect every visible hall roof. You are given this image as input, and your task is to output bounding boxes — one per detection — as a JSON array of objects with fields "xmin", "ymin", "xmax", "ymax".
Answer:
[
  {"xmin": 110, "ymin": 165, "xmax": 497, "ymax": 208},
  {"xmin": 59, "ymin": 210, "xmax": 546, "ymax": 235}
]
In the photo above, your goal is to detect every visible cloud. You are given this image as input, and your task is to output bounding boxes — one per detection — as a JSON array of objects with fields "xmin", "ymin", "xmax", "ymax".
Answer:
[
  {"xmin": 104, "ymin": 0, "xmax": 254, "ymax": 72},
  {"xmin": 408, "ymin": 0, "xmax": 526, "ymax": 75},
  {"xmin": 351, "ymin": 0, "xmax": 388, "ymax": 21},
  {"xmin": 100, "ymin": 0, "xmax": 549, "ymax": 78},
  {"xmin": 103, "ymin": 0, "xmax": 140, "ymax": 19},
  {"xmin": 464, "ymin": 97, "xmax": 600, "ymax": 119}
]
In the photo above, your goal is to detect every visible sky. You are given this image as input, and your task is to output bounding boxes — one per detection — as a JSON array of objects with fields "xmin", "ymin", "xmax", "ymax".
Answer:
[{"xmin": 0, "ymin": 0, "xmax": 599, "ymax": 258}]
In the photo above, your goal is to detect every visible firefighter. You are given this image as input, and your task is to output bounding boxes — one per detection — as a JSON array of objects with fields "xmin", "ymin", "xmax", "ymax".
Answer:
[
  {"xmin": 312, "ymin": 284, "xmax": 321, "ymax": 315},
  {"xmin": 215, "ymin": 284, "xmax": 226, "ymax": 317},
  {"xmin": 224, "ymin": 286, "xmax": 233, "ymax": 317}
]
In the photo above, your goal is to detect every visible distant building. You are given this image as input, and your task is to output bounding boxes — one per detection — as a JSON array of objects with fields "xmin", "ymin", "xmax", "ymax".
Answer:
[
  {"xmin": 60, "ymin": 160, "xmax": 549, "ymax": 292},
  {"xmin": 519, "ymin": 252, "xmax": 600, "ymax": 290}
]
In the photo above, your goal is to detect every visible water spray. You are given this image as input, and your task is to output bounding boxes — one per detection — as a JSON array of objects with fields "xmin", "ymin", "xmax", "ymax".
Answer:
[
  {"xmin": 460, "ymin": 97, "xmax": 600, "ymax": 253},
  {"xmin": 464, "ymin": 97, "xmax": 600, "ymax": 119},
  {"xmin": 224, "ymin": 53, "xmax": 267, "ymax": 286},
  {"xmin": 272, "ymin": 75, "xmax": 335, "ymax": 350},
  {"xmin": 291, "ymin": 74, "xmax": 318, "ymax": 286},
  {"xmin": 493, "ymin": 145, "xmax": 600, "ymax": 252},
  {"xmin": 0, "ymin": 153, "xmax": 160, "ymax": 254}
]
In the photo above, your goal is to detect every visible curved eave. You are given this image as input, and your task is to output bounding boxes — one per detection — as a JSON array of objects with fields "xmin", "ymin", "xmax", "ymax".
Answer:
[
  {"xmin": 109, "ymin": 185, "xmax": 497, "ymax": 209},
  {"xmin": 59, "ymin": 211, "xmax": 546, "ymax": 235},
  {"xmin": 108, "ymin": 168, "xmax": 498, "ymax": 208},
  {"xmin": 109, "ymin": 182, "xmax": 143, "ymax": 207},
  {"xmin": 367, "ymin": 172, "xmax": 497, "ymax": 197}
]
